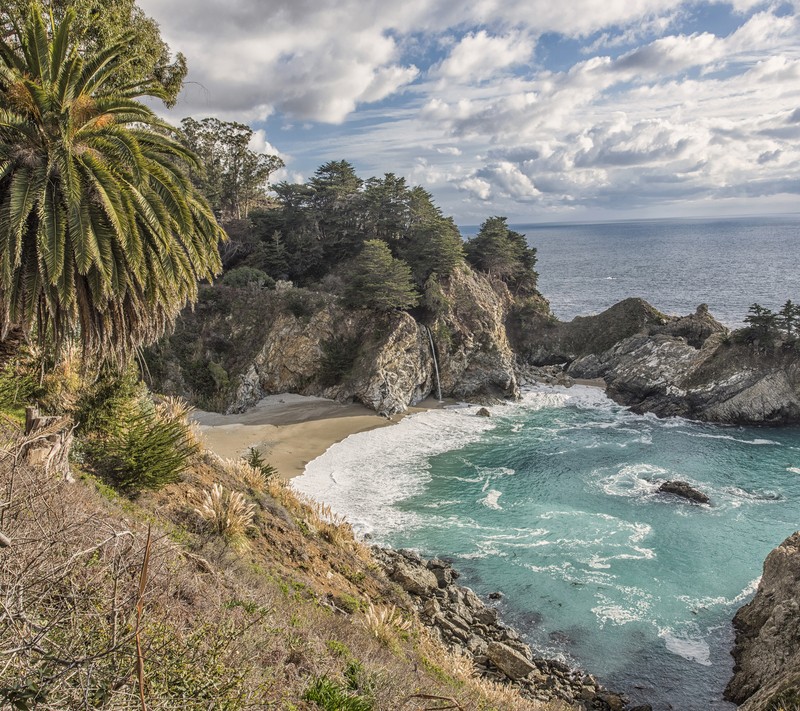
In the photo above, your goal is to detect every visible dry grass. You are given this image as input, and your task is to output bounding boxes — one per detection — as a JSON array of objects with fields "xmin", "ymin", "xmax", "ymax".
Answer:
[
  {"xmin": 0, "ymin": 420, "xmax": 570, "ymax": 711},
  {"xmin": 362, "ymin": 602, "xmax": 412, "ymax": 649},
  {"xmin": 222, "ymin": 456, "xmax": 270, "ymax": 490},
  {"xmin": 195, "ymin": 482, "xmax": 256, "ymax": 542}
]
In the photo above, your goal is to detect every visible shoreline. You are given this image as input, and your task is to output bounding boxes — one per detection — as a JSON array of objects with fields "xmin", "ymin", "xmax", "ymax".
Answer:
[
  {"xmin": 192, "ymin": 380, "xmax": 606, "ymax": 481},
  {"xmin": 193, "ymin": 387, "xmax": 630, "ymax": 709},
  {"xmin": 192, "ymin": 393, "xmax": 453, "ymax": 480}
]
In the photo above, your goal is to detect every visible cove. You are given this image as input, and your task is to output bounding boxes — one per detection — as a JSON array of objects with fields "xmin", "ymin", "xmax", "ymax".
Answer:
[{"xmin": 293, "ymin": 385, "xmax": 800, "ymax": 710}]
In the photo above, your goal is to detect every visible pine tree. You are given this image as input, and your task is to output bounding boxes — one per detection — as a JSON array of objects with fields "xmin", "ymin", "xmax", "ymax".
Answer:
[
  {"xmin": 778, "ymin": 300, "xmax": 799, "ymax": 337},
  {"xmin": 465, "ymin": 217, "xmax": 538, "ymax": 294},
  {"xmin": 343, "ymin": 240, "xmax": 419, "ymax": 312},
  {"xmin": 744, "ymin": 303, "xmax": 779, "ymax": 341}
]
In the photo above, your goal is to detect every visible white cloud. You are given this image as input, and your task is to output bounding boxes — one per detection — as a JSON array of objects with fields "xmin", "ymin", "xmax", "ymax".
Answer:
[
  {"xmin": 136, "ymin": 0, "xmax": 800, "ymax": 219},
  {"xmin": 434, "ymin": 31, "xmax": 534, "ymax": 82},
  {"xmin": 459, "ymin": 176, "xmax": 493, "ymax": 200}
]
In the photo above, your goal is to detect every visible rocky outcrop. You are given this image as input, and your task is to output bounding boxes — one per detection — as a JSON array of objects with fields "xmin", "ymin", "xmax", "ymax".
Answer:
[
  {"xmin": 375, "ymin": 548, "xmax": 629, "ymax": 711},
  {"xmin": 431, "ymin": 266, "xmax": 521, "ymax": 403},
  {"xmin": 657, "ymin": 480, "xmax": 710, "ymax": 504},
  {"xmin": 509, "ymin": 298, "xmax": 670, "ymax": 366},
  {"xmin": 230, "ymin": 306, "xmax": 433, "ymax": 415},
  {"xmin": 726, "ymin": 532, "xmax": 800, "ymax": 710},
  {"xmin": 560, "ymin": 305, "xmax": 800, "ymax": 425},
  {"xmin": 150, "ymin": 266, "xmax": 523, "ymax": 415}
]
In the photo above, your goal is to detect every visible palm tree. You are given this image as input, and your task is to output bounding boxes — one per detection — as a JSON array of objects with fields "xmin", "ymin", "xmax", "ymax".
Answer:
[{"xmin": 0, "ymin": 6, "xmax": 224, "ymax": 361}]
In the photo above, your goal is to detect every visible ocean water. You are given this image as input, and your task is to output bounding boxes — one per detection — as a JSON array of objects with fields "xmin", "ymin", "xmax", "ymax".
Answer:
[
  {"xmin": 462, "ymin": 215, "xmax": 800, "ymax": 327},
  {"xmin": 293, "ymin": 387, "xmax": 800, "ymax": 710}
]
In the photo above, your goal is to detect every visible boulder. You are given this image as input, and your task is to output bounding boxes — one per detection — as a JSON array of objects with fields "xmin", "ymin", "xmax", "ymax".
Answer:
[
  {"xmin": 476, "ymin": 407, "xmax": 491, "ymax": 417},
  {"xmin": 486, "ymin": 641, "xmax": 538, "ymax": 681},
  {"xmin": 657, "ymin": 480, "xmax": 710, "ymax": 504},
  {"xmin": 390, "ymin": 559, "xmax": 438, "ymax": 595}
]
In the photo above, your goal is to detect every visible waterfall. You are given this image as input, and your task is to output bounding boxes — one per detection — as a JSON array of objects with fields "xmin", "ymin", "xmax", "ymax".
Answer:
[{"xmin": 426, "ymin": 326, "xmax": 443, "ymax": 402}]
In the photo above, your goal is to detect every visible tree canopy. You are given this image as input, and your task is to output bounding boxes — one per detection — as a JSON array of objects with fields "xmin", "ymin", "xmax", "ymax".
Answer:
[
  {"xmin": 465, "ymin": 217, "xmax": 538, "ymax": 295},
  {"xmin": 343, "ymin": 240, "xmax": 419, "ymax": 312},
  {"xmin": 239, "ymin": 161, "xmax": 466, "ymax": 288},
  {"xmin": 0, "ymin": 6, "xmax": 224, "ymax": 360},
  {"xmin": 0, "ymin": 0, "xmax": 187, "ymax": 105},
  {"xmin": 179, "ymin": 117, "xmax": 284, "ymax": 221}
]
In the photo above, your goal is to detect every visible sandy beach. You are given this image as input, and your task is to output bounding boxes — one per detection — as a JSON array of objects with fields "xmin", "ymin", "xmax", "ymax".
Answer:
[
  {"xmin": 192, "ymin": 394, "xmax": 443, "ymax": 480},
  {"xmin": 192, "ymin": 381, "xmax": 605, "ymax": 481}
]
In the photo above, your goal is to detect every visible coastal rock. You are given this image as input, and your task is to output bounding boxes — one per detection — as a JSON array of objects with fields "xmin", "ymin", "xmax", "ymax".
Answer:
[
  {"xmin": 149, "ymin": 265, "xmax": 522, "ymax": 415},
  {"xmin": 476, "ymin": 407, "xmax": 491, "ymax": 417},
  {"xmin": 390, "ymin": 558, "xmax": 439, "ymax": 595},
  {"xmin": 509, "ymin": 298, "xmax": 669, "ymax": 366},
  {"xmin": 564, "ymin": 306, "xmax": 800, "ymax": 425},
  {"xmin": 726, "ymin": 532, "xmax": 800, "ymax": 710},
  {"xmin": 657, "ymin": 480, "xmax": 710, "ymax": 504},
  {"xmin": 373, "ymin": 547, "xmax": 629, "ymax": 710},
  {"xmin": 486, "ymin": 641, "xmax": 537, "ymax": 680},
  {"xmin": 432, "ymin": 266, "xmax": 521, "ymax": 404}
]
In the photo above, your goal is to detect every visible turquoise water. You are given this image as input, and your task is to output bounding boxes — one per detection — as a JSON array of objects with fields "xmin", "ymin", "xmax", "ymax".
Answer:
[{"xmin": 293, "ymin": 387, "xmax": 800, "ymax": 710}]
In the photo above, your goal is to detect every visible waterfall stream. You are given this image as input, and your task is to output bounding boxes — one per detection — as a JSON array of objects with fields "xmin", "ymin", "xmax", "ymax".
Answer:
[{"xmin": 426, "ymin": 326, "xmax": 442, "ymax": 401}]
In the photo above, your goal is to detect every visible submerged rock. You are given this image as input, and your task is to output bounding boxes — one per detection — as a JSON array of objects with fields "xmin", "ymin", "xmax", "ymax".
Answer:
[
  {"xmin": 726, "ymin": 532, "xmax": 800, "ymax": 710},
  {"xmin": 657, "ymin": 480, "xmax": 710, "ymax": 504}
]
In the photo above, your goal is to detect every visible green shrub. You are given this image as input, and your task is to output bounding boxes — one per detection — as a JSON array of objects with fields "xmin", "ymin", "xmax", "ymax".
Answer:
[
  {"xmin": 325, "ymin": 640, "xmax": 351, "ymax": 658},
  {"xmin": 244, "ymin": 447, "xmax": 277, "ymax": 481},
  {"xmin": 86, "ymin": 399, "xmax": 199, "ymax": 493},
  {"xmin": 319, "ymin": 335, "xmax": 360, "ymax": 387},
  {"xmin": 77, "ymin": 370, "xmax": 199, "ymax": 493},
  {"xmin": 0, "ymin": 361, "xmax": 38, "ymax": 420},
  {"xmin": 303, "ymin": 676, "xmax": 373, "ymax": 711},
  {"xmin": 222, "ymin": 266, "xmax": 275, "ymax": 290},
  {"xmin": 284, "ymin": 290, "xmax": 321, "ymax": 320}
]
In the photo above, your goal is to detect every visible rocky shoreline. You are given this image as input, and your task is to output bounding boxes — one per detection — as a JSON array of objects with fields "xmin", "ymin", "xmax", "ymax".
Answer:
[{"xmin": 374, "ymin": 547, "xmax": 649, "ymax": 711}]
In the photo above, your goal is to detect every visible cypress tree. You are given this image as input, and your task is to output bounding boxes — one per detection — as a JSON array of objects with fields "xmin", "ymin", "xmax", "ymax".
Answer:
[{"xmin": 343, "ymin": 240, "xmax": 419, "ymax": 312}]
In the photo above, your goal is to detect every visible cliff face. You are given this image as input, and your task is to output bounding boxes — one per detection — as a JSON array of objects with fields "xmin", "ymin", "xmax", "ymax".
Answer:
[
  {"xmin": 726, "ymin": 532, "xmax": 800, "ymax": 711},
  {"xmin": 566, "ymin": 307, "xmax": 800, "ymax": 425},
  {"xmin": 432, "ymin": 266, "xmax": 520, "ymax": 403},
  {"xmin": 148, "ymin": 266, "xmax": 522, "ymax": 415},
  {"xmin": 150, "ymin": 279, "xmax": 800, "ymax": 425},
  {"xmin": 231, "ymin": 307, "xmax": 433, "ymax": 415}
]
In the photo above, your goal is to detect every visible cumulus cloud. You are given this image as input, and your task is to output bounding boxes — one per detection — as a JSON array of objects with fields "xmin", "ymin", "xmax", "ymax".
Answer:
[
  {"xmin": 434, "ymin": 31, "xmax": 534, "ymax": 82},
  {"xmin": 137, "ymin": 0, "xmax": 800, "ymax": 219}
]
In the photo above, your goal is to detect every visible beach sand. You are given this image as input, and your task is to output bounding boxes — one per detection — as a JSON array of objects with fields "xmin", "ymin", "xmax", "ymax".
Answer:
[
  {"xmin": 192, "ymin": 394, "xmax": 443, "ymax": 480},
  {"xmin": 193, "ymin": 380, "xmax": 605, "ymax": 481}
]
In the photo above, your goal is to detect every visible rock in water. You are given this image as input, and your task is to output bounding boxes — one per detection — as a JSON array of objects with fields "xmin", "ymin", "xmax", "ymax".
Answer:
[
  {"xmin": 657, "ymin": 480, "xmax": 710, "ymax": 504},
  {"xmin": 476, "ymin": 407, "xmax": 491, "ymax": 417},
  {"xmin": 726, "ymin": 532, "xmax": 800, "ymax": 710}
]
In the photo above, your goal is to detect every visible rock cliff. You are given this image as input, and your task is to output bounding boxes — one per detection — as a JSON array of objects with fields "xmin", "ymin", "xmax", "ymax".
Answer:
[
  {"xmin": 149, "ymin": 276, "xmax": 800, "ymax": 425},
  {"xmin": 431, "ymin": 266, "xmax": 520, "ymax": 403},
  {"xmin": 567, "ymin": 307, "xmax": 800, "ymax": 425},
  {"xmin": 726, "ymin": 532, "xmax": 800, "ymax": 710},
  {"xmin": 147, "ymin": 265, "xmax": 523, "ymax": 415},
  {"xmin": 509, "ymin": 297, "xmax": 669, "ymax": 365}
]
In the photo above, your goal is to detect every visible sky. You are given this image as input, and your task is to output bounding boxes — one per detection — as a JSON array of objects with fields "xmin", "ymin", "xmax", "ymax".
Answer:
[{"xmin": 137, "ymin": 0, "xmax": 800, "ymax": 224}]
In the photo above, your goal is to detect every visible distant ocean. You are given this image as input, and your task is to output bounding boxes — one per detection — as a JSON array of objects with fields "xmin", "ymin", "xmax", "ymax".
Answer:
[
  {"xmin": 294, "ymin": 214, "xmax": 800, "ymax": 711},
  {"xmin": 462, "ymin": 215, "xmax": 800, "ymax": 327}
]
